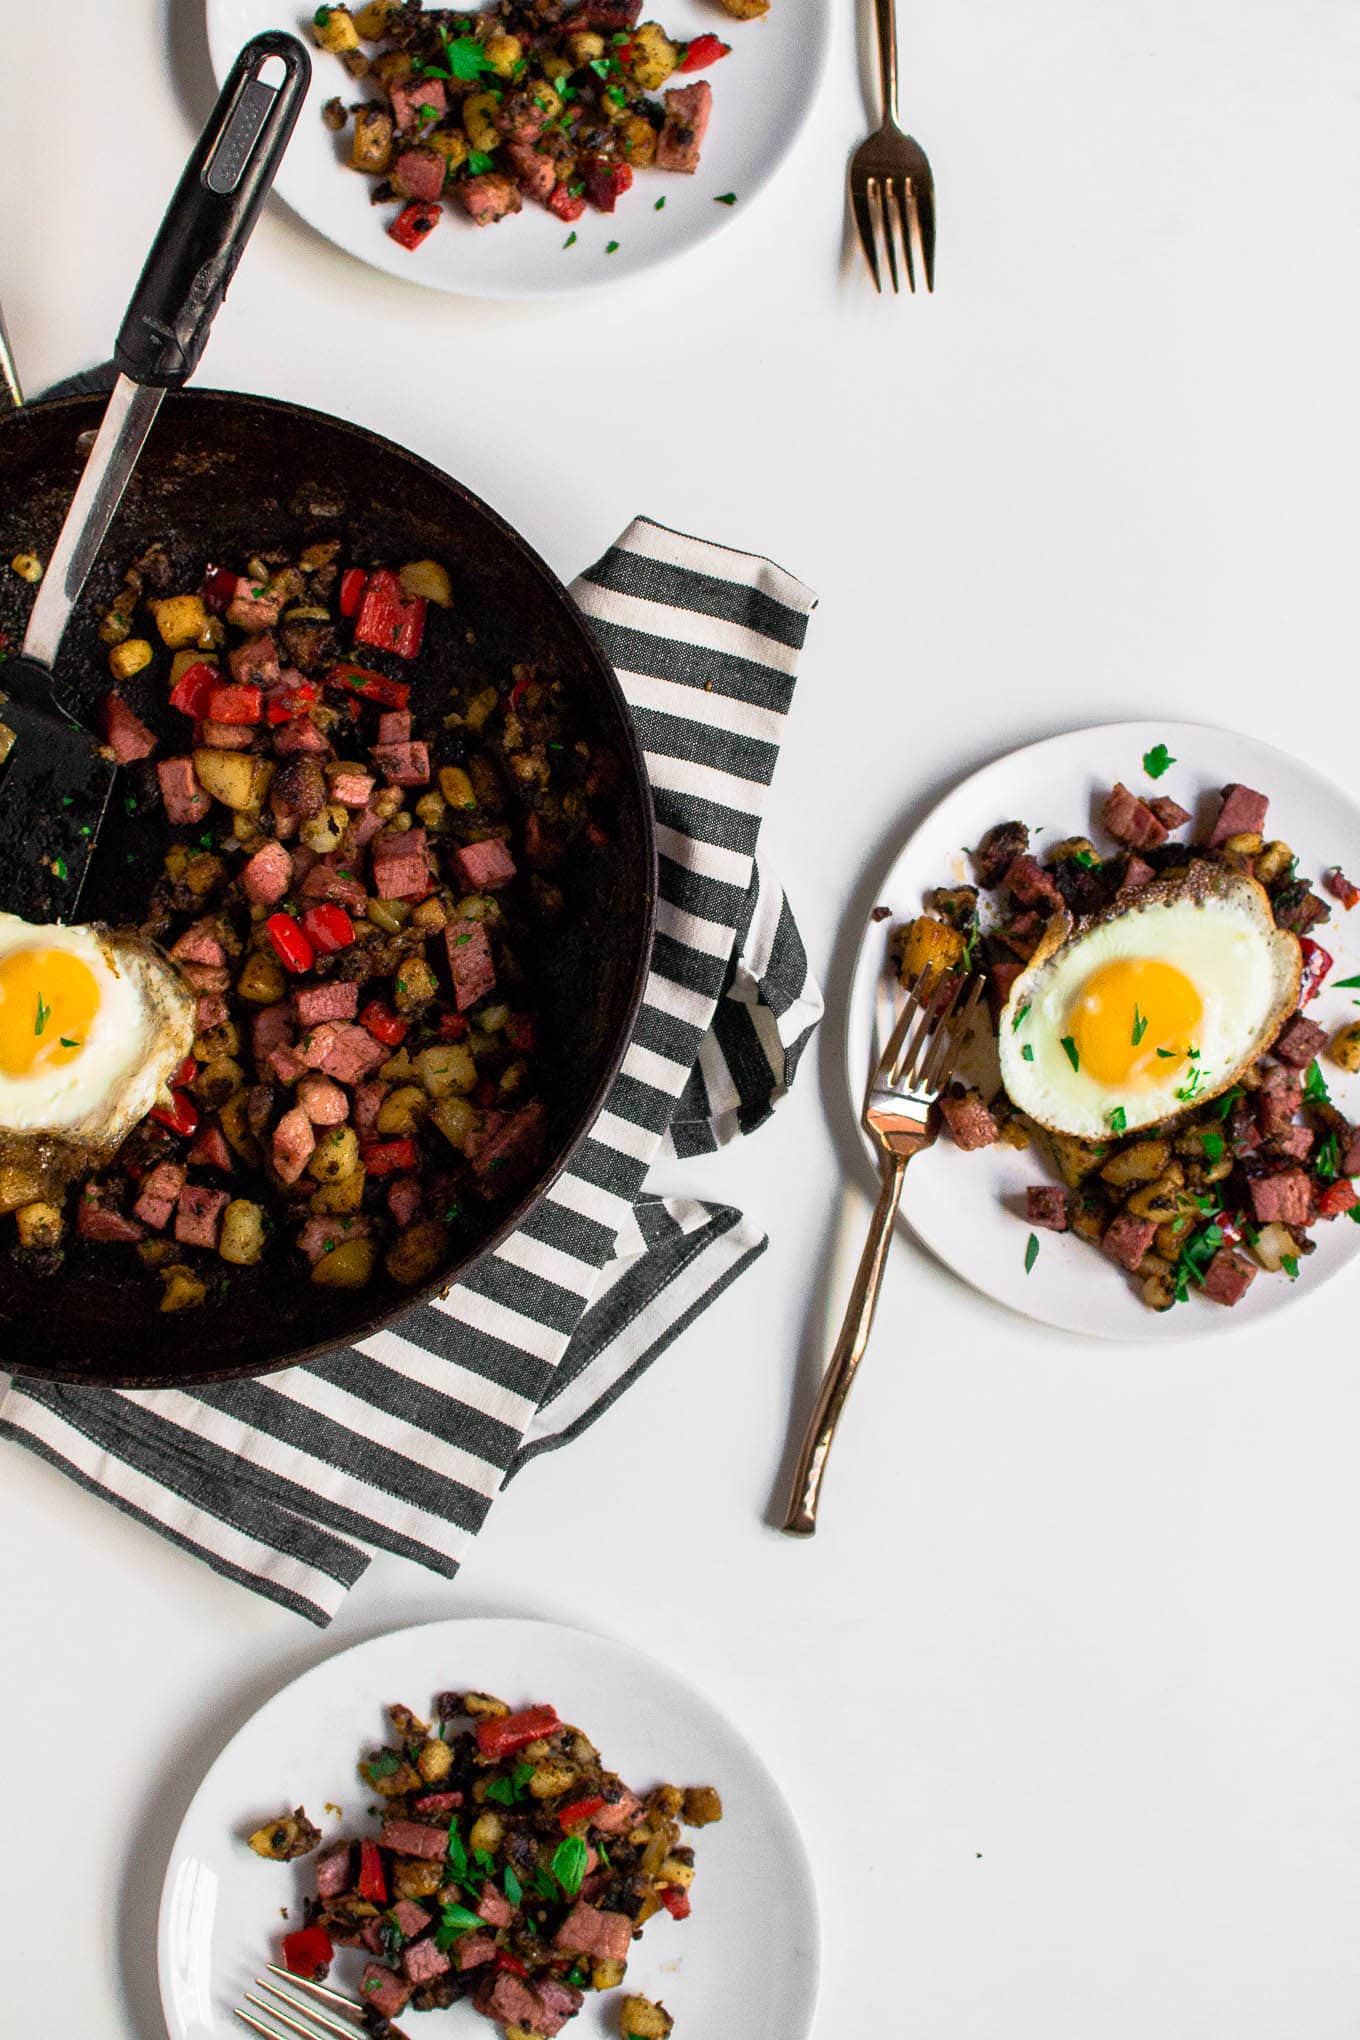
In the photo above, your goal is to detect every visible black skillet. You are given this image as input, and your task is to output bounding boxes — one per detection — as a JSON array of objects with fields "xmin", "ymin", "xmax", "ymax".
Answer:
[{"xmin": 0, "ymin": 123, "xmax": 657, "ymax": 1392}]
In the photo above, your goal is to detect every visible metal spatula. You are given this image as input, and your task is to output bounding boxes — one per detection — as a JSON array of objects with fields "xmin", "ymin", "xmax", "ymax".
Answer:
[{"xmin": 0, "ymin": 31, "xmax": 308, "ymax": 924}]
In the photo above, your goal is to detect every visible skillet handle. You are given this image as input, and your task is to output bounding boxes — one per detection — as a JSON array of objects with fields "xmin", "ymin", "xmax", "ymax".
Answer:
[{"xmin": 113, "ymin": 32, "xmax": 310, "ymax": 389}]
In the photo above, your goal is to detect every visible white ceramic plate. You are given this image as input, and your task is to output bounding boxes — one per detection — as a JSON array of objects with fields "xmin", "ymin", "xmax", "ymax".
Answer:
[
  {"xmin": 846, "ymin": 720, "xmax": 1360, "ymax": 1342},
  {"xmin": 207, "ymin": 0, "xmax": 828, "ymax": 298},
  {"xmin": 158, "ymin": 1617, "xmax": 820, "ymax": 2039}
]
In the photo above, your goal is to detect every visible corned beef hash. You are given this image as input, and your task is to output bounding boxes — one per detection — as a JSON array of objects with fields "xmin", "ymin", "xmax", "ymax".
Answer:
[
  {"xmin": 248, "ymin": 1688, "xmax": 720, "ymax": 2037},
  {"xmin": 896, "ymin": 751, "xmax": 1360, "ymax": 1312}
]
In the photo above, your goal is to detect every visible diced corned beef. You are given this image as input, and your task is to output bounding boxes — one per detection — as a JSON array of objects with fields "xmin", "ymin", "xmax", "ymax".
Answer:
[
  {"xmin": 535, "ymin": 1979, "xmax": 586, "ymax": 2034},
  {"xmin": 1256, "ymin": 1064, "xmax": 1303, "ymax": 1132},
  {"xmin": 939, "ymin": 1087, "xmax": 1000, "ymax": 1150},
  {"xmin": 454, "ymin": 837, "xmax": 516, "ymax": 892},
  {"xmin": 252, "ymin": 1004, "xmax": 294, "ymax": 1069},
  {"xmin": 296, "ymin": 1213, "xmax": 372, "ymax": 1265},
  {"xmin": 1273, "ymin": 1014, "xmax": 1329, "ymax": 1068},
  {"xmin": 1342, "ymin": 1124, "xmax": 1360, "ymax": 1176},
  {"xmin": 270, "ymin": 1043, "xmax": 308, "ymax": 1086},
  {"xmin": 358, "ymin": 1965, "xmax": 411, "ymax": 2022},
  {"xmin": 157, "ymin": 755, "xmax": 210, "ymax": 823},
  {"xmin": 985, "ymin": 962, "xmax": 1024, "ymax": 1022},
  {"xmin": 302, "ymin": 1021, "xmax": 386, "ymax": 1085},
  {"xmin": 496, "ymin": 92, "xmax": 545, "ymax": 143},
  {"xmin": 188, "ymin": 1121, "xmax": 232, "ymax": 1172},
  {"xmin": 455, "ymin": 1933, "xmax": 497, "ymax": 1972},
  {"xmin": 1209, "ymin": 782, "xmax": 1269, "ymax": 848},
  {"xmin": 100, "ymin": 690, "xmax": 157, "ymax": 762},
  {"xmin": 656, "ymin": 79, "xmax": 711, "ymax": 172},
  {"xmin": 329, "ymin": 770, "xmax": 375, "ymax": 808},
  {"xmin": 360, "ymin": 1918, "xmax": 384, "ymax": 1954},
  {"xmin": 272, "ymin": 1106, "xmax": 316, "ymax": 1185},
  {"xmin": 475, "ymin": 1881, "xmax": 513, "ymax": 1928},
  {"xmin": 585, "ymin": 0, "xmax": 642, "ymax": 22},
  {"xmin": 228, "ymin": 633, "xmax": 280, "ymax": 684},
  {"xmin": 377, "ymin": 711, "xmax": 412, "ymax": 745},
  {"xmin": 411, "ymin": 1790, "xmax": 461, "ymax": 1815},
  {"xmin": 446, "ymin": 921, "xmax": 496, "ymax": 1011},
  {"xmin": 1248, "ymin": 1169, "xmax": 1312, "ymax": 1227},
  {"xmin": 1026, "ymin": 1184, "xmax": 1069, "ymax": 1231},
  {"xmin": 315, "ymin": 1844, "xmax": 353, "ymax": 1900},
  {"xmin": 389, "ymin": 74, "xmax": 445, "ymax": 129},
  {"xmin": 388, "ymin": 1175, "xmax": 422, "ymax": 1228},
  {"xmin": 552, "ymin": 1899, "xmax": 633, "ymax": 1963},
  {"xmin": 196, "ymin": 993, "xmax": 228, "ymax": 1033},
  {"xmin": 393, "ymin": 146, "xmax": 445, "ymax": 202},
  {"xmin": 78, "ymin": 1194, "xmax": 145, "ymax": 1244},
  {"xmin": 1004, "ymin": 854, "xmax": 1062, "ymax": 907},
  {"xmin": 295, "ymin": 981, "xmax": 359, "ymax": 1027},
  {"xmin": 227, "ymin": 580, "xmax": 283, "ymax": 631},
  {"xmin": 1319, "ymin": 1179, "xmax": 1360, "ymax": 1218},
  {"xmin": 170, "ymin": 919, "xmax": 227, "ymax": 968},
  {"xmin": 403, "ymin": 1937, "xmax": 450, "ymax": 1984},
  {"xmin": 298, "ymin": 1073, "xmax": 349, "ymax": 1125},
  {"xmin": 379, "ymin": 1819, "xmax": 448, "ymax": 1861},
  {"xmin": 371, "ymin": 827, "xmax": 431, "ymax": 900},
  {"xmin": 1121, "ymin": 854, "xmax": 1156, "ymax": 889},
  {"xmin": 1101, "ymin": 1212, "xmax": 1158, "ymax": 1272},
  {"xmin": 350, "ymin": 808, "xmax": 384, "ymax": 851},
  {"xmin": 354, "ymin": 1080, "xmax": 386, "ymax": 1137},
  {"xmin": 196, "ymin": 719, "xmax": 255, "ymax": 749},
  {"xmin": 999, "ymin": 909, "xmax": 1044, "ymax": 959},
  {"xmin": 390, "ymin": 1898, "xmax": 430, "ymax": 1937},
  {"xmin": 1268, "ymin": 1123, "xmax": 1315, "ymax": 1161},
  {"xmin": 1324, "ymin": 866, "xmax": 1360, "ymax": 910},
  {"xmin": 1101, "ymin": 782, "xmax": 1168, "ymax": 851},
  {"xmin": 133, "ymin": 1161, "xmax": 187, "ymax": 1231},
  {"xmin": 475, "ymin": 1973, "xmax": 542, "ymax": 2034},
  {"xmin": 301, "ymin": 860, "xmax": 369, "ymax": 910},
  {"xmin": 469, "ymin": 1100, "xmax": 546, "ymax": 1190},
  {"xmin": 456, "ymin": 172, "xmax": 523, "ymax": 225},
  {"xmin": 242, "ymin": 839, "xmax": 293, "ymax": 907},
  {"xmin": 592, "ymin": 1790, "xmax": 642, "ymax": 1834},
  {"xmin": 506, "ymin": 138, "xmax": 556, "ymax": 202},
  {"xmin": 1146, "ymin": 795, "xmax": 1191, "ymax": 830},
  {"xmin": 1273, "ymin": 886, "xmax": 1330, "ymax": 936},
  {"xmin": 371, "ymin": 740, "xmax": 431, "ymax": 786},
  {"xmin": 1203, "ymin": 1247, "xmax": 1258, "ymax": 1306},
  {"xmin": 174, "ymin": 1182, "xmax": 228, "ymax": 1250},
  {"xmin": 274, "ymin": 716, "xmax": 329, "ymax": 755},
  {"xmin": 180, "ymin": 961, "xmax": 230, "ymax": 993},
  {"xmin": 548, "ymin": 182, "xmax": 587, "ymax": 224}
]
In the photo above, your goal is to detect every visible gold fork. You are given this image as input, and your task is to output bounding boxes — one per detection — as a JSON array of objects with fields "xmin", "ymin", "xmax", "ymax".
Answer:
[
  {"xmin": 848, "ymin": 0, "xmax": 936, "ymax": 291},
  {"xmin": 236, "ymin": 1964, "xmax": 384, "ymax": 2039},
  {"xmin": 781, "ymin": 967, "xmax": 985, "ymax": 1535}
]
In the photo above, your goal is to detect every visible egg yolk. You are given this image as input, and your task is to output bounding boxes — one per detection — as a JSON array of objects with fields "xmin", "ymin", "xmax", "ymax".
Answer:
[
  {"xmin": 0, "ymin": 946, "xmax": 99, "ymax": 1077},
  {"xmin": 1069, "ymin": 957, "xmax": 1202, "ymax": 1087}
]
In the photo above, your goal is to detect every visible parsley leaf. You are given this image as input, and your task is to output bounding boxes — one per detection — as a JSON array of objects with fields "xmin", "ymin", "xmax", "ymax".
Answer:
[
  {"xmin": 447, "ymin": 1824, "xmax": 469, "ymax": 1880},
  {"xmin": 714, "ymin": 191, "xmax": 737, "ymax": 204},
  {"xmin": 1131, "ymin": 1005, "xmax": 1148, "ymax": 1047},
  {"xmin": 1142, "ymin": 743, "xmax": 1175, "ymax": 779},
  {"xmin": 503, "ymin": 1865, "xmax": 523, "ymax": 1905},
  {"xmin": 1024, "ymin": 1231, "xmax": 1040, "ymax": 1275},
  {"xmin": 1201, "ymin": 1130, "xmax": 1225, "ymax": 1163},
  {"xmin": 1021, "ymin": 1044, "xmax": 1035, "ymax": 1061},
  {"xmin": 1334, "ymin": 974, "xmax": 1360, "ymax": 990},
  {"xmin": 654, "ymin": 196, "xmax": 666, "ymax": 210},
  {"xmin": 33, "ymin": 992, "xmax": 50, "ymax": 1036},
  {"xmin": 605, "ymin": 239, "xmax": 620, "ymax": 253},
  {"xmin": 1303, "ymin": 1061, "xmax": 1331, "ymax": 1107},
  {"xmin": 1316, "ymin": 1132, "xmax": 1340, "ymax": 1182},
  {"xmin": 562, "ymin": 231, "xmax": 578, "ymax": 249},
  {"xmin": 1060, "ymin": 1035, "xmax": 1079, "ymax": 1072},
  {"xmin": 466, "ymin": 149, "xmax": 496, "ymax": 175},
  {"xmin": 443, "ymin": 33, "xmax": 499, "ymax": 81},
  {"xmin": 551, "ymin": 1834, "xmax": 589, "ymax": 1896},
  {"xmin": 1012, "ymin": 1003, "xmax": 1031, "ymax": 1030},
  {"xmin": 362, "ymin": 1751, "xmax": 400, "ymax": 1782},
  {"xmin": 1281, "ymin": 1253, "xmax": 1300, "ymax": 1280},
  {"xmin": 434, "ymin": 1902, "xmax": 485, "ymax": 1951},
  {"xmin": 1109, "ymin": 1106, "xmax": 1127, "ymax": 1132}
]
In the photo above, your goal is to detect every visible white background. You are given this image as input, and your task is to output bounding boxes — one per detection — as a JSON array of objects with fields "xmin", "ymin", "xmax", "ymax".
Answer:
[{"xmin": 4, "ymin": 2, "xmax": 1360, "ymax": 2035}]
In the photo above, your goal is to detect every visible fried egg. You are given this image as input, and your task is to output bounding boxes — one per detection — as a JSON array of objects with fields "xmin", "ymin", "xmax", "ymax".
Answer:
[
  {"xmin": 0, "ymin": 914, "xmax": 196, "ymax": 1211},
  {"xmin": 998, "ymin": 866, "xmax": 1300, "ymax": 1138}
]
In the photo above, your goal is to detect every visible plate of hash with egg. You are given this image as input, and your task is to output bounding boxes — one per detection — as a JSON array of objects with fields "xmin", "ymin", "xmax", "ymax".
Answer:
[{"xmin": 846, "ymin": 722, "xmax": 1360, "ymax": 1339}]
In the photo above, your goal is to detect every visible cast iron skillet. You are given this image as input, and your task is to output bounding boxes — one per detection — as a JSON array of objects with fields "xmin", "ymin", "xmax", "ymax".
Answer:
[{"xmin": 0, "ymin": 391, "xmax": 656, "ymax": 1389}]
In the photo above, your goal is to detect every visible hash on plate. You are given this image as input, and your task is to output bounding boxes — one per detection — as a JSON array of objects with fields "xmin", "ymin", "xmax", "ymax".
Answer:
[
  {"xmin": 248, "ymin": 1688, "xmax": 720, "ymax": 2037},
  {"xmin": 896, "ymin": 764, "xmax": 1360, "ymax": 1311}
]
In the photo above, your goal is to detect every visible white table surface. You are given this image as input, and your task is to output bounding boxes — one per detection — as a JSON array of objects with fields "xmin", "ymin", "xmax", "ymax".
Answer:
[{"xmin": 4, "ymin": 3, "xmax": 1360, "ymax": 2035}]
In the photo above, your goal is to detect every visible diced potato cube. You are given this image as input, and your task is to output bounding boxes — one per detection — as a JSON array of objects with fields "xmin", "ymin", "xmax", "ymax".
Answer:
[
  {"xmin": 431, "ymin": 1095, "xmax": 479, "ymax": 1151},
  {"xmin": 439, "ymin": 765, "xmax": 477, "ymax": 809},
  {"xmin": 237, "ymin": 949, "xmax": 287, "ymax": 1005},
  {"xmin": 1329, "ymin": 1022, "xmax": 1360, "ymax": 1073},
  {"xmin": 310, "ymin": 1166, "xmax": 367, "ymax": 1215},
  {"xmin": 376, "ymin": 1085, "xmax": 428, "ymax": 1136},
  {"xmin": 14, "ymin": 1200, "xmax": 63, "ymax": 1251},
  {"xmin": 310, "ymin": 1236, "xmax": 377, "ymax": 1286},
  {"xmin": 351, "ymin": 104, "xmax": 394, "ymax": 174},
  {"xmin": 149, "ymin": 593, "xmax": 210, "ymax": 648},
  {"xmin": 193, "ymin": 747, "xmax": 274, "ymax": 813},
  {"xmin": 417, "ymin": 1736, "xmax": 454, "ymax": 1782},
  {"xmin": 308, "ymin": 1126, "xmax": 361, "ymax": 1181},
  {"xmin": 462, "ymin": 92, "xmax": 501, "ymax": 156},
  {"xmin": 681, "ymin": 1784, "xmax": 723, "ymax": 1826},
  {"xmin": 398, "ymin": 557, "xmax": 453, "ymax": 606},
  {"xmin": 625, "ymin": 22, "xmax": 678, "ymax": 88},
  {"xmin": 311, "ymin": 4, "xmax": 360, "ymax": 55},
  {"xmin": 1099, "ymin": 1139, "xmax": 1171, "ymax": 1188},
  {"xmin": 160, "ymin": 1263, "xmax": 207, "ymax": 1311},
  {"xmin": 220, "ymin": 1199, "xmax": 266, "ymax": 1266},
  {"xmin": 894, "ymin": 914, "xmax": 964, "ymax": 988},
  {"xmin": 618, "ymin": 1997, "xmax": 673, "ymax": 2038},
  {"xmin": 415, "ymin": 1043, "xmax": 477, "ymax": 1098},
  {"xmin": 108, "ymin": 636, "xmax": 153, "ymax": 680},
  {"xmin": 1250, "ymin": 1220, "xmax": 1297, "ymax": 1273}
]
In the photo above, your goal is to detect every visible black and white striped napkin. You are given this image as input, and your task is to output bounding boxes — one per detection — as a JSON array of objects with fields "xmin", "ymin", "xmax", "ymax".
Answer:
[{"xmin": 0, "ymin": 519, "xmax": 820, "ymax": 1625}]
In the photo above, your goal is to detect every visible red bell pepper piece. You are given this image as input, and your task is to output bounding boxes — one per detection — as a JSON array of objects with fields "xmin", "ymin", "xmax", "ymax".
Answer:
[
  {"xmin": 675, "ymin": 32, "xmax": 730, "ymax": 69},
  {"xmin": 339, "ymin": 567, "xmax": 368, "ymax": 617},
  {"xmin": 150, "ymin": 1090, "xmax": 200, "ymax": 1138},
  {"xmin": 172, "ymin": 1056, "xmax": 199, "ymax": 1089},
  {"xmin": 388, "ymin": 200, "xmax": 441, "ymax": 251},
  {"xmin": 1299, "ymin": 938, "xmax": 1334, "ymax": 1004},
  {"xmin": 300, "ymin": 904, "xmax": 355, "ymax": 954},
  {"xmin": 439, "ymin": 1011, "xmax": 469, "ymax": 1042},
  {"xmin": 354, "ymin": 570, "xmax": 427, "ymax": 661},
  {"xmin": 658, "ymin": 1884, "xmax": 691, "ymax": 1920},
  {"xmin": 548, "ymin": 183, "xmax": 587, "ymax": 224},
  {"xmin": 326, "ymin": 662, "xmax": 411, "ymax": 711},
  {"xmin": 169, "ymin": 661, "xmax": 221, "ymax": 720},
  {"xmin": 1317, "ymin": 1178, "xmax": 1358, "ymax": 1218},
  {"xmin": 556, "ymin": 1793, "xmax": 606, "ymax": 1831},
  {"xmin": 266, "ymin": 680, "xmax": 321, "ymax": 726},
  {"xmin": 201, "ymin": 564, "xmax": 239, "ymax": 615},
  {"xmin": 361, "ymin": 1138, "xmax": 418, "ymax": 1176},
  {"xmin": 504, "ymin": 1014, "xmax": 535, "ymax": 1054},
  {"xmin": 495, "ymin": 1951, "xmax": 528, "ymax": 1978},
  {"xmin": 356, "ymin": 1838, "xmax": 387, "ymax": 1904},
  {"xmin": 281, "ymin": 1924, "xmax": 334, "ymax": 1980},
  {"xmin": 1324, "ymin": 866, "xmax": 1360, "ymax": 910},
  {"xmin": 474, "ymin": 1704, "xmax": 560, "ymax": 1761},
  {"xmin": 360, "ymin": 999, "xmax": 407, "ymax": 1046},
  {"xmin": 265, "ymin": 913, "xmax": 316, "ymax": 975},
  {"xmin": 206, "ymin": 683, "xmax": 263, "ymax": 724}
]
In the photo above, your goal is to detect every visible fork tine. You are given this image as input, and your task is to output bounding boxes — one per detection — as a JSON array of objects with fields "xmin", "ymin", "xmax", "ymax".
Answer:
[
  {"xmin": 851, "ymin": 181, "xmax": 882, "ymax": 293},
  {"xmin": 873, "ymin": 973, "xmax": 924, "ymax": 1089},
  {"xmin": 236, "ymin": 2013, "xmax": 286, "ymax": 2039},
  {"xmin": 263, "ymin": 1967, "xmax": 362, "ymax": 2017},
  {"xmin": 912, "ymin": 174, "xmax": 935, "ymax": 292},
  {"xmin": 921, "ymin": 974, "xmax": 984, "ymax": 1093},
  {"xmin": 891, "ymin": 179, "xmax": 916, "ymax": 294},
  {"xmin": 254, "ymin": 1978, "xmax": 358, "ymax": 2040},
  {"xmin": 894, "ymin": 972, "xmax": 960, "ymax": 1087},
  {"xmin": 878, "ymin": 179, "xmax": 901, "ymax": 294},
  {"xmin": 243, "ymin": 1992, "xmax": 326, "ymax": 2040}
]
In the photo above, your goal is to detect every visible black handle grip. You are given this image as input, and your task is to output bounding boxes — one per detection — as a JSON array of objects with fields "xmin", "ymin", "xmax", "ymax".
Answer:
[{"xmin": 114, "ymin": 33, "xmax": 310, "ymax": 389}]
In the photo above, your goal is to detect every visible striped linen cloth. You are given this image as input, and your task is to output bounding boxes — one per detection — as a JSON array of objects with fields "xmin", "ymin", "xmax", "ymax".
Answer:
[{"xmin": 0, "ymin": 519, "xmax": 821, "ymax": 1625}]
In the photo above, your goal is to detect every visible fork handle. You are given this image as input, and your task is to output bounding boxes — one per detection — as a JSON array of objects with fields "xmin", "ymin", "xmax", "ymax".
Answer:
[
  {"xmin": 871, "ymin": 0, "xmax": 899, "ymax": 126},
  {"xmin": 781, "ymin": 1153, "xmax": 907, "ymax": 1537}
]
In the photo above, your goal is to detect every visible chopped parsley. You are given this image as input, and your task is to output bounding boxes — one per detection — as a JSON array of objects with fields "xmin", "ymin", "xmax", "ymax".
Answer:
[
  {"xmin": 551, "ymin": 1834, "xmax": 588, "ymax": 1896},
  {"xmin": 485, "ymin": 1761, "xmax": 535, "ymax": 1807},
  {"xmin": 362, "ymin": 1751, "xmax": 401, "ymax": 1782},
  {"xmin": 655, "ymin": 196, "xmax": 666, "ymax": 210},
  {"xmin": 1024, "ymin": 1231, "xmax": 1040, "ymax": 1274},
  {"xmin": 1012, "ymin": 1003, "xmax": 1031, "ymax": 1030},
  {"xmin": 466, "ymin": 149, "xmax": 496, "ymax": 175},
  {"xmin": 1172, "ymin": 1222, "xmax": 1224, "ymax": 1303},
  {"xmin": 52, "ymin": 855, "xmax": 68, "ymax": 880},
  {"xmin": 1142, "ymin": 743, "xmax": 1175, "ymax": 779},
  {"xmin": 1131, "ymin": 1005, "xmax": 1148, "ymax": 1047},
  {"xmin": 1060, "ymin": 1035, "xmax": 1080, "ymax": 1072},
  {"xmin": 1334, "ymin": 974, "xmax": 1360, "ymax": 990},
  {"xmin": 59, "ymin": 1036, "xmax": 80, "ymax": 1049},
  {"xmin": 532, "ymin": 1865, "xmax": 558, "ymax": 1901},
  {"xmin": 33, "ymin": 992, "xmax": 50, "ymax": 1036},
  {"xmin": 418, "ymin": 30, "xmax": 499, "ymax": 83},
  {"xmin": 1208, "ymin": 1085, "xmax": 1243, "ymax": 1120},
  {"xmin": 714, "ymin": 191, "xmax": 737, "ymax": 204},
  {"xmin": 447, "ymin": 1824, "xmax": 469, "ymax": 1880},
  {"xmin": 1108, "ymin": 1106, "xmax": 1127, "ymax": 1132},
  {"xmin": 1201, "ymin": 1130, "xmax": 1225, "ymax": 1163},
  {"xmin": 503, "ymin": 1865, "xmax": 523, "ymax": 1905},
  {"xmin": 433, "ymin": 1902, "xmax": 485, "ymax": 1951},
  {"xmin": 1316, "ymin": 1132, "xmax": 1341, "ymax": 1182},
  {"xmin": 1156, "ymin": 1046, "xmax": 1177, "ymax": 1059},
  {"xmin": 1303, "ymin": 1061, "xmax": 1331, "ymax": 1107},
  {"xmin": 605, "ymin": 239, "xmax": 620, "ymax": 253},
  {"xmin": 1281, "ymin": 1253, "xmax": 1300, "ymax": 1280},
  {"xmin": 562, "ymin": 231, "xmax": 578, "ymax": 248},
  {"xmin": 1021, "ymin": 1044, "xmax": 1035, "ymax": 1061},
  {"xmin": 1072, "ymin": 848, "xmax": 1100, "ymax": 869}
]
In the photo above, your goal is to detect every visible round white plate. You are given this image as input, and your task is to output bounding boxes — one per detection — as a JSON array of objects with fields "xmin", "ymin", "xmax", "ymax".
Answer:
[
  {"xmin": 207, "ymin": 0, "xmax": 828, "ymax": 298},
  {"xmin": 846, "ymin": 720, "xmax": 1360, "ymax": 1342},
  {"xmin": 158, "ymin": 1617, "xmax": 820, "ymax": 2039}
]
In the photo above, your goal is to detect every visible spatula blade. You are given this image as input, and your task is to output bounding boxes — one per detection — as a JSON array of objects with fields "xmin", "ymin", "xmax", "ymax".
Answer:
[{"xmin": 0, "ymin": 680, "xmax": 116, "ymax": 923}]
